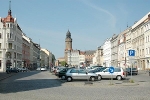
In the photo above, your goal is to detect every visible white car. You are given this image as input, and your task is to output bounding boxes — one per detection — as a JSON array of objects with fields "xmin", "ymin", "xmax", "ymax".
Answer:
[
  {"xmin": 36, "ymin": 67, "xmax": 41, "ymax": 71},
  {"xmin": 95, "ymin": 67, "xmax": 126, "ymax": 80},
  {"xmin": 40, "ymin": 67, "xmax": 47, "ymax": 71}
]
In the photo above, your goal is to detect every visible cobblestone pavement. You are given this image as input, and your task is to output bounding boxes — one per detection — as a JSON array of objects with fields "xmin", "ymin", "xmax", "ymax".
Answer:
[{"xmin": 0, "ymin": 71, "xmax": 150, "ymax": 100}]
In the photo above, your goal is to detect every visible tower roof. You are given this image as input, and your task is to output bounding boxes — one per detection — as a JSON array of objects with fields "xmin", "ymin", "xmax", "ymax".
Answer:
[
  {"xmin": 66, "ymin": 30, "xmax": 71, "ymax": 38},
  {"xmin": 1, "ymin": 1, "xmax": 14, "ymax": 26}
]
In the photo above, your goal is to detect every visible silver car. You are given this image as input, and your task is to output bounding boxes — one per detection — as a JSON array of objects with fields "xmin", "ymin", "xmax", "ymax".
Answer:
[
  {"xmin": 66, "ymin": 68, "xmax": 100, "ymax": 82},
  {"xmin": 95, "ymin": 67, "xmax": 126, "ymax": 80}
]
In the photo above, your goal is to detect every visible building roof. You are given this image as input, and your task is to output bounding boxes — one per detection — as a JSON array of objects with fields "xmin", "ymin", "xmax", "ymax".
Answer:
[
  {"xmin": 84, "ymin": 50, "xmax": 96, "ymax": 55},
  {"xmin": 1, "ymin": 1, "xmax": 14, "ymax": 25}
]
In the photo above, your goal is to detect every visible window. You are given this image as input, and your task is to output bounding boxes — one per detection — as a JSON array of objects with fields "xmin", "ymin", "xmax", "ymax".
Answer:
[
  {"xmin": 10, "ymin": 24, "xmax": 12, "ymax": 28},
  {"xmin": 14, "ymin": 52, "xmax": 16, "ymax": 59},
  {"xmin": 7, "ymin": 33, "xmax": 9, "ymax": 38},
  {"xmin": 0, "ymin": 33, "xmax": 1, "ymax": 38},
  {"xmin": 0, "ymin": 51, "xmax": 2, "ymax": 57},
  {"xmin": 70, "ymin": 69, "xmax": 77, "ymax": 73},
  {"xmin": 78, "ymin": 69, "xmax": 86, "ymax": 74},
  {"xmin": 114, "ymin": 68, "xmax": 121, "ymax": 72},
  {"xmin": 10, "ymin": 33, "xmax": 12, "ymax": 38},
  {"xmin": 8, "ymin": 43, "xmax": 12, "ymax": 49},
  {"xmin": 104, "ymin": 68, "xmax": 109, "ymax": 72},
  {"xmin": 146, "ymin": 48, "xmax": 148, "ymax": 54}
]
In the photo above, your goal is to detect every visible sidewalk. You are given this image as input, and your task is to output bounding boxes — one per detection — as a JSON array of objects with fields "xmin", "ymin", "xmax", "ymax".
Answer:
[{"xmin": 0, "ymin": 72, "xmax": 16, "ymax": 81}]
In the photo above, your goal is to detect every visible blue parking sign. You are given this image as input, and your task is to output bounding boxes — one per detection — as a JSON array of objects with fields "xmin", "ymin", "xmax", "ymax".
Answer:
[
  {"xmin": 128, "ymin": 50, "xmax": 135, "ymax": 56},
  {"xmin": 109, "ymin": 67, "xmax": 114, "ymax": 74}
]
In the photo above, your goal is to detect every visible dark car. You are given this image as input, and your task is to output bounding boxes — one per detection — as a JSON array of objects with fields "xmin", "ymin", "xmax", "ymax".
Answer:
[
  {"xmin": 6, "ymin": 67, "xmax": 19, "ymax": 74},
  {"xmin": 126, "ymin": 68, "xmax": 138, "ymax": 75},
  {"xmin": 58, "ymin": 68, "xmax": 71, "ymax": 80}
]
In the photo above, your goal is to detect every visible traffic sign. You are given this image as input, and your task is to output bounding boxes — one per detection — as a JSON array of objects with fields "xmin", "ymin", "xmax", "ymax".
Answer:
[
  {"xmin": 128, "ymin": 50, "xmax": 135, "ymax": 56},
  {"xmin": 109, "ymin": 67, "xmax": 114, "ymax": 73}
]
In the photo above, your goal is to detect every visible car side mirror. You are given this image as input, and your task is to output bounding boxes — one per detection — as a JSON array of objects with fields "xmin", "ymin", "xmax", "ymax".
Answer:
[{"xmin": 86, "ymin": 72, "xmax": 88, "ymax": 74}]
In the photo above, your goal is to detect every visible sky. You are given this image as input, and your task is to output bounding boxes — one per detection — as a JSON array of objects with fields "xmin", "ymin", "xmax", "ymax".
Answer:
[{"xmin": 0, "ymin": 0, "xmax": 150, "ymax": 59}]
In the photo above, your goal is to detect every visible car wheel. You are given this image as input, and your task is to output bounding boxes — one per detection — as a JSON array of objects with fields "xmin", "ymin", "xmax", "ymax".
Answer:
[
  {"xmin": 90, "ymin": 76, "xmax": 95, "ymax": 81},
  {"xmin": 67, "ymin": 77, "xmax": 72, "ymax": 82},
  {"xmin": 61, "ymin": 75, "xmax": 66, "ymax": 80},
  {"xmin": 116, "ymin": 75, "xmax": 122, "ymax": 80},
  {"xmin": 98, "ymin": 75, "xmax": 101, "ymax": 81}
]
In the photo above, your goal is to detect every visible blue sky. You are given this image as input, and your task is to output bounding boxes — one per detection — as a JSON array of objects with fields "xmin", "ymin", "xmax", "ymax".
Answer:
[{"xmin": 0, "ymin": 0, "xmax": 150, "ymax": 59}]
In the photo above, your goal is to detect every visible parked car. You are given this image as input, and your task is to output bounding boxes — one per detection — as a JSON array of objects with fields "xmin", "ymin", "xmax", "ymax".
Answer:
[
  {"xmin": 126, "ymin": 68, "xmax": 138, "ymax": 75},
  {"xmin": 55, "ymin": 67, "xmax": 66, "ymax": 76},
  {"xmin": 40, "ymin": 67, "xmax": 47, "ymax": 71},
  {"xmin": 66, "ymin": 68, "xmax": 100, "ymax": 82},
  {"xmin": 90, "ymin": 66, "xmax": 103, "ymax": 69},
  {"xmin": 87, "ymin": 66, "xmax": 103, "ymax": 71},
  {"xmin": 58, "ymin": 67, "xmax": 71, "ymax": 80},
  {"xmin": 6, "ymin": 67, "xmax": 19, "ymax": 74},
  {"xmin": 95, "ymin": 67, "xmax": 126, "ymax": 80},
  {"xmin": 16, "ymin": 67, "xmax": 22, "ymax": 72},
  {"xmin": 22, "ymin": 67, "xmax": 28, "ymax": 72},
  {"xmin": 88, "ymin": 67, "xmax": 108, "ymax": 73},
  {"xmin": 36, "ymin": 67, "xmax": 41, "ymax": 71}
]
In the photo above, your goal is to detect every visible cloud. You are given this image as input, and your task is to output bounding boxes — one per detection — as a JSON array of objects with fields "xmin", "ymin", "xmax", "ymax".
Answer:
[{"xmin": 81, "ymin": 0, "xmax": 116, "ymax": 28}]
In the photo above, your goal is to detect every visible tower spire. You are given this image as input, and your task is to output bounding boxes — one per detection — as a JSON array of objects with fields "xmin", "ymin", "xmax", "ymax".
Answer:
[
  {"xmin": 9, "ymin": 0, "xmax": 11, "ymax": 10},
  {"xmin": 8, "ymin": 0, "xmax": 12, "ymax": 16}
]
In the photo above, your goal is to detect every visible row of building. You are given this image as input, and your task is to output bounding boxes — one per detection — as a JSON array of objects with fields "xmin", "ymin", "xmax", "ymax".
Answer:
[
  {"xmin": 57, "ymin": 12, "xmax": 150, "ymax": 70},
  {"xmin": 0, "ymin": 4, "xmax": 55, "ymax": 72}
]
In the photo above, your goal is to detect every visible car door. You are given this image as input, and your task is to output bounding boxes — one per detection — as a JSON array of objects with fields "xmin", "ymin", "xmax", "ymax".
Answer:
[
  {"xmin": 100, "ymin": 68, "xmax": 110, "ymax": 78},
  {"xmin": 70, "ymin": 69, "xmax": 78, "ymax": 79},
  {"xmin": 78, "ymin": 69, "xmax": 87, "ymax": 80}
]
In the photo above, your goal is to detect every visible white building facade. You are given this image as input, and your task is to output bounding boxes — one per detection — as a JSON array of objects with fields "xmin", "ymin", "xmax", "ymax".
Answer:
[
  {"xmin": 68, "ymin": 50, "xmax": 80, "ymax": 66},
  {"xmin": 0, "ymin": 9, "xmax": 22, "ymax": 72},
  {"xmin": 103, "ymin": 38, "xmax": 112, "ymax": 67},
  {"xmin": 144, "ymin": 13, "xmax": 150, "ymax": 69},
  {"xmin": 110, "ymin": 34, "xmax": 118, "ymax": 67}
]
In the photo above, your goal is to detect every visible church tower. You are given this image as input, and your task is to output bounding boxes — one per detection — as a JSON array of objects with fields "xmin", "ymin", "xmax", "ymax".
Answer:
[{"xmin": 64, "ymin": 30, "xmax": 72, "ymax": 63}]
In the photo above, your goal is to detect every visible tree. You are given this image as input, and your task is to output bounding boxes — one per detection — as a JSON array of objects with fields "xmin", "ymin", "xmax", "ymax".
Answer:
[{"xmin": 60, "ymin": 61, "xmax": 67, "ymax": 66}]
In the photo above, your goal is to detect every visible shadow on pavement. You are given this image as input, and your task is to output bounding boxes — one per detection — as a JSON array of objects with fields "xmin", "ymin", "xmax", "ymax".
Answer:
[
  {"xmin": 0, "ymin": 71, "xmax": 65, "ymax": 94},
  {"xmin": 0, "ymin": 78, "xmax": 63, "ymax": 94}
]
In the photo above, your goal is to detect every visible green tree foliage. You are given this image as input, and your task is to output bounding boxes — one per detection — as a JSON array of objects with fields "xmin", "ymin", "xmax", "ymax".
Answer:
[{"xmin": 60, "ymin": 61, "xmax": 67, "ymax": 66}]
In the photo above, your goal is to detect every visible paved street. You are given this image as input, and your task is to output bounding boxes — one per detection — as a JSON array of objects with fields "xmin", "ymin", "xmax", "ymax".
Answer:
[{"xmin": 0, "ymin": 71, "xmax": 150, "ymax": 100}]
